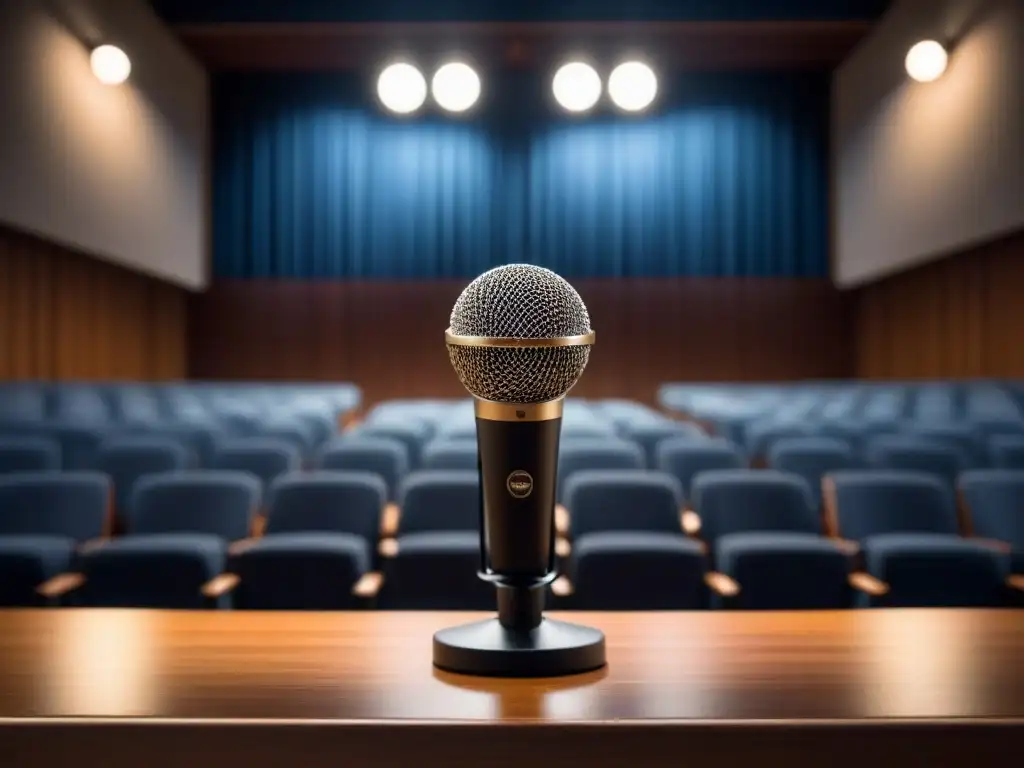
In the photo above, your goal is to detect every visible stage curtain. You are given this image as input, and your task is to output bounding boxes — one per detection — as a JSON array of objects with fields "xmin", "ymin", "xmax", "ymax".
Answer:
[{"xmin": 213, "ymin": 73, "xmax": 828, "ymax": 279}]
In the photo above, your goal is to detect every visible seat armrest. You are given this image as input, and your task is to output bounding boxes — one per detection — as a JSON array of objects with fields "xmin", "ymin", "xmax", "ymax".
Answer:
[
  {"xmin": 555, "ymin": 538, "xmax": 571, "ymax": 558},
  {"xmin": 551, "ymin": 575, "xmax": 574, "ymax": 597},
  {"xmin": 849, "ymin": 571, "xmax": 889, "ymax": 596},
  {"xmin": 1007, "ymin": 574, "xmax": 1024, "ymax": 592},
  {"xmin": 832, "ymin": 538, "xmax": 861, "ymax": 556},
  {"xmin": 352, "ymin": 571, "xmax": 384, "ymax": 598},
  {"xmin": 201, "ymin": 573, "xmax": 240, "ymax": 598},
  {"xmin": 554, "ymin": 504, "xmax": 570, "ymax": 536},
  {"xmin": 251, "ymin": 514, "xmax": 267, "ymax": 537},
  {"xmin": 76, "ymin": 538, "xmax": 109, "ymax": 555},
  {"xmin": 37, "ymin": 573, "xmax": 85, "ymax": 599},
  {"xmin": 380, "ymin": 503, "xmax": 400, "ymax": 537},
  {"xmin": 228, "ymin": 538, "xmax": 261, "ymax": 556},
  {"xmin": 378, "ymin": 538, "xmax": 399, "ymax": 558},
  {"xmin": 704, "ymin": 571, "xmax": 740, "ymax": 597},
  {"xmin": 972, "ymin": 538, "xmax": 1012, "ymax": 554},
  {"xmin": 681, "ymin": 509, "xmax": 701, "ymax": 536}
]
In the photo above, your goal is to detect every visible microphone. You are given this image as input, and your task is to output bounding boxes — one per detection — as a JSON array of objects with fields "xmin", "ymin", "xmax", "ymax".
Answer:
[{"xmin": 432, "ymin": 264, "xmax": 606, "ymax": 678}]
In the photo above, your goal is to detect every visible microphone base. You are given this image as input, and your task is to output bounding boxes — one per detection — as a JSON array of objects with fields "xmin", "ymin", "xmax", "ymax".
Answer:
[{"xmin": 433, "ymin": 618, "xmax": 606, "ymax": 678}]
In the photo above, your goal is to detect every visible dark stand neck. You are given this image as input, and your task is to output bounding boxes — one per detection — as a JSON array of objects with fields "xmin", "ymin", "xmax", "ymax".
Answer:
[{"xmin": 496, "ymin": 583, "xmax": 545, "ymax": 631}]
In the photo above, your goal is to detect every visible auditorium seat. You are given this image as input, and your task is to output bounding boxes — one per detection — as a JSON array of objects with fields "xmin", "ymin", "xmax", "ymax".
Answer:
[
  {"xmin": 351, "ymin": 421, "xmax": 433, "ymax": 469},
  {"xmin": 655, "ymin": 437, "xmax": 745, "ymax": 499},
  {"xmin": 228, "ymin": 472, "xmax": 386, "ymax": 609},
  {"xmin": 900, "ymin": 422, "xmax": 984, "ymax": 467},
  {"xmin": 864, "ymin": 435, "xmax": 969, "ymax": 489},
  {"xmin": 767, "ymin": 437, "xmax": 858, "ymax": 509},
  {"xmin": 377, "ymin": 531, "xmax": 494, "ymax": 610},
  {"xmin": 690, "ymin": 470, "xmax": 850, "ymax": 610},
  {"xmin": 213, "ymin": 438, "xmax": 302, "ymax": 491},
  {"xmin": 990, "ymin": 435, "xmax": 1024, "ymax": 469},
  {"xmin": 0, "ymin": 436, "xmax": 61, "ymax": 474},
  {"xmin": 47, "ymin": 424, "xmax": 108, "ymax": 470},
  {"xmin": 97, "ymin": 436, "xmax": 191, "ymax": 521},
  {"xmin": 0, "ymin": 472, "xmax": 110, "ymax": 606},
  {"xmin": 959, "ymin": 470, "xmax": 1024, "ymax": 575},
  {"xmin": 561, "ymin": 470, "xmax": 684, "ymax": 539},
  {"xmin": 393, "ymin": 471, "xmax": 480, "ymax": 534},
  {"xmin": 319, "ymin": 436, "xmax": 409, "ymax": 501},
  {"xmin": 70, "ymin": 471, "xmax": 261, "ymax": 609},
  {"xmin": 557, "ymin": 440, "xmax": 645, "ymax": 503},
  {"xmin": 616, "ymin": 421, "xmax": 705, "ymax": 467},
  {"xmin": 744, "ymin": 421, "xmax": 809, "ymax": 463},
  {"xmin": 422, "ymin": 439, "xmax": 478, "ymax": 471},
  {"xmin": 256, "ymin": 418, "xmax": 316, "ymax": 461},
  {"xmin": 824, "ymin": 471, "xmax": 1010, "ymax": 607}
]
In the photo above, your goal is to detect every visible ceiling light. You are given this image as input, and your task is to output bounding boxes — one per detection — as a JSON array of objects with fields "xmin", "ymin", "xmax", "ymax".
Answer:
[
  {"xmin": 608, "ymin": 61, "xmax": 658, "ymax": 112},
  {"xmin": 905, "ymin": 40, "xmax": 948, "ymax": 83},
  {"xmin": 90, "ymin": 45, "xmax": 131, "ymax": 85},
  {"xmin": 552, "ymin": 62, "xmax": 602, "ymax": 113},
  {"xmin": 377, "ymin": 63, "xmax": 428, "ymax": 115},
  {"xmin": 432, "ymin": 62, "xmax": 481, "ymax": 113}
]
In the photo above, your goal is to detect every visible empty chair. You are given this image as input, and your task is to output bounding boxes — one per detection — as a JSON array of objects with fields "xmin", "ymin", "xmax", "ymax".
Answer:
[
  {"xmin": 71, "ymin": 471, "xmax": 261, "ymax": 609},
  {"xmin": 96, "ymin": 436, "xmax": 191, "ymax": 520},
  {"xmin": 377, "ymin": 531, "xmax": 494, "ymax": 610},
  {"xmin": 557, "ymin": 440, "xmax": 644, "ymax": 503},
  {"xmin": 960, "ymin": 470, "xmax": 1024, "ymax": 575},
  {"xmin": 617, "ymin": 421, "xmax": 705, "ymax": 467},
  {"xmin": 767, "ymin": 437, "xmax": 857, "ymax": 509},
  {"xmin": 825, "ymin": 471, "xmax": 1008, "ymax": 607},
  {"xmin": 901, "ymin": 422, "xmax": 984, "ymax": 466},
  {"xmin": 422, "ymin": 439, "xmax": 478, "ymax": 471},
  {"xmin": 213, "ymin": 438, "xmax": 301, "ymax": 491},
  {"xmin": 0, "ymin": 436, "xmax": 61, "ymax": 474},
  {"xmin": 562, "ymin": 470, "xmax": 683, "ymax": 538},
  {"xmin": 990, "ymin": 435, "xmax": 1024, "ymax": 469},
  {"xmin": 257, "ymin": 418, "xmax": 315, "ymax": 460},
  {"xmin": 865, "ymin": 435, "xmax": 969, "ymax": 489},
  {"xmin": 561, "ymin": 422, "xmax": 616, "ymax": 440},
  {"xmin": 564, "ymin": 531, "xmax": 707, "ymax": 610},
  {"xmin": 396, "ymin": 471, "xmax": 480, "ymax": 534},
  {"xmin": 351, "ymin": 422, "xmax": 432, "ymax": 469},
  {"xmin": 319, "ymin": 437, "xmax": 409, "ymax": 501},
  {"xmin": 229, "ymin": 472, "xmax": 387, "ymax": 610},
  {"xmin": 46, "ymin": 424, "xmax": 108, "ymax": 470},
  {"xmin": 655, "ymin": 437, "xmax": 745, "ymax": 499},
  {"xmin": 744, "ymin": 421, "xmax": 808, "ymax": 462},
  {"xmin": 0, "ymin": 472, "xmax": 110, "ymax": 606},
  {"xmin": 691, "ymin": 470, "xmax": 849, "ymax": 610}
]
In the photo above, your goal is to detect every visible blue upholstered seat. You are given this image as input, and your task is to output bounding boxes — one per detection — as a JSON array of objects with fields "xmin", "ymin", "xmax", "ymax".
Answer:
[
  {"xmin": 213, "ymin": 438, "xmax": 301, "ymax": 491},
  {"xmin": 558, "ymin": 440, "xmax": 645, "ymax": 503},
  {"xmin": 655, "ymin": 437, "xmax": 745, "ymax": 500},
  {"xmin": 767, "ymin": 437, "xmax": 857, "ymax": 509},
  {"xmin": 616, "ymin": 421, "xmax": 705, "ymax": 467},
  {"xmin": 319, "ymin": 436, "xmax": 409, "ymax": 501},
  {"xmin": 0, "ymin": 436, "xmax": 61, "ymax": 474},
  {"xmin": 960, "ymin": 470, "xmax": 1024, "ymax": 574},
  {"xmin": 397, "ymin": 470, "xmax": 480, "ymax": 534},
  {"xmin": 97, "ymin": 436, "xmax": 191, "ymax": 517},
  {"xmin": 422, "ymin": 439, "xmax": 478, "ymax": 471},
  {"xmin": 377, "ymin": 531, "xmax": 493, "ymax": 610},
  {"xmin": 562, "ymin": 470, "xmax": 683, "ymax": 538}
]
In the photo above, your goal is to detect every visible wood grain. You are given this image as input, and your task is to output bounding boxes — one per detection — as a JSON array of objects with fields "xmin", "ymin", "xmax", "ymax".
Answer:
[
  {"xmin": 188, "ymin": 278, "xmax": 851, "ymax": 405},
  {"xmin": 0, "ymin": 225, "xmax": 188, "ymax": 381},
  {"xmin": 0, "ymin": 609, "xmax": 1021, "ymax": 767},
  {"xmin": 854, "ymin": 228, "xmax": 1024, "ymax": 378}
]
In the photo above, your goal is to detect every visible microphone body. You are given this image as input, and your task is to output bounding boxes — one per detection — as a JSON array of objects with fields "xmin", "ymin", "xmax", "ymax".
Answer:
[{"xmin": 433, "ymin": 264, "xmax": 606, "ymax": 677}]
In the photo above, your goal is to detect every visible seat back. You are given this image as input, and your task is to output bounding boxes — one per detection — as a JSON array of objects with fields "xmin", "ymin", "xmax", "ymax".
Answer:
[
  {"xmin": 318, "ymin": 437, "xmax": 409, "ymax": 501},
  {"xmin": 865, "ymin": 435, "xmax": 968, "ymax": 488},
  {"xmin": 378, "ymin": 531, "xmax": 494, "ymax": 610},
  {"xmin": 0, "ymin": 436, "xmax": 61, "ymax": 474},
  {"xmin": 351, "ymin": 422, "xmax": 432, "ymax": 469},
  {"xmin": 267, "ymin": 471, "xmax": 386, "ymax": 545},
  {"xmin": 0, "ymin": 471, "xmax": 109, "ymax": 541},
  {"xmin": 97, "ymin": 436, "xmax": 191, "ymax": 515},
  {"xmin": 558, "ymin": 440, "xmax": 644, "ymax": 502},
  {"xmin": 690, "ymin": 469, "xmax": 819, "ymax": 547},
  {"xmin": 959, "ymin": 469, "xmax": 1024, "ymax": 548},
  {"xmin": 213, "ymin": 438, "xmax": 301, "ymax": 490},
  {"xmin": 422, "ymin": 439, "xmax": 478, "ymax": 471},
  {"xmin": 655, "ymin": 437, "xmax": 745, "ymax": 500},
  {"xmin": 617, "ymin": 422, "xmax": 704, "ymax": 466},
  {"xmin": 767, "ymin": 437, "xmax": 857, "ymax": 507},
  {"xmin": 562, "ymin": 470, "xmax": 683, "ymax": 538},
  {"xmin": 990, "ymin": 435, "xmax": 1024, "ymax": 469},
  {"xmin": 129, "ymin": 470, "xmax": 261, "ymax": 539},
  {"xmin": 397, "ymin": 470, "xmax": 480, "ymax": 534},
  {"xmin": 826, "ymin": 470, "xmax": 958, "ymax": 541}
]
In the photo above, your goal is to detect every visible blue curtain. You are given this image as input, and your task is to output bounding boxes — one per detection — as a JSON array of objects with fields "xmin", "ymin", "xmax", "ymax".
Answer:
[{"xmin": 213, "ymin": 72, "xmax": 829, "ymax": 279}]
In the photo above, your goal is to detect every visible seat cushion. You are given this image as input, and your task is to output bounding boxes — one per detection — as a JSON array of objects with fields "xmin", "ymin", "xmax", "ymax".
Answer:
[
  {"xmin": 0, "ymin": 535, "xmax": 75, "ymax": 606},
  {"xmin": 715, "ymin": 532, "xmax": 851, "ymax": 610},
  {"xmin": 862, "ymin": 533, "xmax": 1009, "ymax": 608},
  {"xmin": 378, "ymin": 531, "xmax": 494, "ymax": 610},
  {"xmin": 77, "ymin": 533, "xmax": 225, "ymax": 609},
  {"xmin": 571, "ymin": 531, "xmax": 707, "ymax": 610},
  {"xmin": 231, "ymin": 532, "xmax": 370, "ymax": 610}
]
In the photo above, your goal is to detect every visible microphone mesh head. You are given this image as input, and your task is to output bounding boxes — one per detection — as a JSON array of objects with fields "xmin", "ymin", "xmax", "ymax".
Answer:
[{"xmin": 447, "ymin": 264, "xmax": 593, "ymax": 403}]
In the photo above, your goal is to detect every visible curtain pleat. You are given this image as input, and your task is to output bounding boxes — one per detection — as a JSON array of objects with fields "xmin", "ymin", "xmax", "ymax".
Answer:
[{"xmin": 213, "ymin": 73, "xmax": 829, "ymax": 279}]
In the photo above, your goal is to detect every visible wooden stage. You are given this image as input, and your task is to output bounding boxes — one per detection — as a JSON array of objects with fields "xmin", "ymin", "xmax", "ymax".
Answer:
[{"xmin": 0, "ymin": 609, "xmax": 1022, "ymax": 767}]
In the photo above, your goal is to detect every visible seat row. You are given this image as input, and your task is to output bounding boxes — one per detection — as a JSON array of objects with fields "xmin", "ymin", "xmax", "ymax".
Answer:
[{"xmin": 0, "ymin": 466, "xmax": 1021, "ymax": 610}]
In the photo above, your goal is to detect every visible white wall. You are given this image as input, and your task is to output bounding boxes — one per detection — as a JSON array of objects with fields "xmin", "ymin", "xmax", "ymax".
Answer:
[
  {"xmin": 832, "ymin": 0, "xmax": 1024, "ymax": 288},
  {"xmin": 0, "ymin": 0, "xmax": 208, "ymax": 290}
]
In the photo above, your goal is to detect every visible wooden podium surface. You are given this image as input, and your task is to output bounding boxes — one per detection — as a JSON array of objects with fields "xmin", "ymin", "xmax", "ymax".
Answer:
[{"xmin": 1, "ymin": 608, "xmax": 1022, "ymax": 767}]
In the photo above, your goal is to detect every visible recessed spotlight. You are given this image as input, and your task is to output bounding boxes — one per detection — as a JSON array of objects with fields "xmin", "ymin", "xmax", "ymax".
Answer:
[
  {"xmin": 90, "ymin": 45, "xmax": 131, "ymax": 85},
  {"xmin": 608, "ymin": 61, "xmax": 657, "ymax": 112},
  {"xmin": 905, "ymin": 40, "xmax": 948, "ymax": 83},
  {"xmin": 432, "ymin": 62, "xmax": 482, "ymax": 113},
  {"xmin": 377, "ymin": 63, "xmax": 428, "ymax": 115},
  {"xmin": 552, "ymin": 62, "xmax": 602, "ymax": 113}
]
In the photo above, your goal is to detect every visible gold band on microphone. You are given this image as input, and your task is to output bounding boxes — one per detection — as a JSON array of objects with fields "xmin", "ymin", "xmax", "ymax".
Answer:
[
  {"xmin": 474, "ymin": 397, "xmax": 565, "ymax": 422},
  {"xmin": 445, "ymin": 329, "xmax": 595, "ymax": 348}
]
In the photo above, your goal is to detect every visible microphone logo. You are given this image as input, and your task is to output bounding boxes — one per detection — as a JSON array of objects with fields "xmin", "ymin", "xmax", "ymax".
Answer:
[{"xmin": 506, "ymin": 470, "xmax": 534, "ymax": 499}]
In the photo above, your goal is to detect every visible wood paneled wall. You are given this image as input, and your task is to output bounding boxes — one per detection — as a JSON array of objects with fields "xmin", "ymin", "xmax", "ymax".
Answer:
[
  {"xmin": 854, "ymin": 229, "xmax": 1024, "ymax": 379},
  {"xmin": 188, "ymin": 278, "xmax": 851, "ymax": 405},
  {"xmin": 0, "ymin": 225, "xmax": 188, "ymax": 380}
]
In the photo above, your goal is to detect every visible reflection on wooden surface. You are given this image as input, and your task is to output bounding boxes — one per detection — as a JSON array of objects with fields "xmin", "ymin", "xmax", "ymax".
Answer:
[{"xmin": 0, "ymin": 609, "xmax": 1022, "ymax": 722}]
